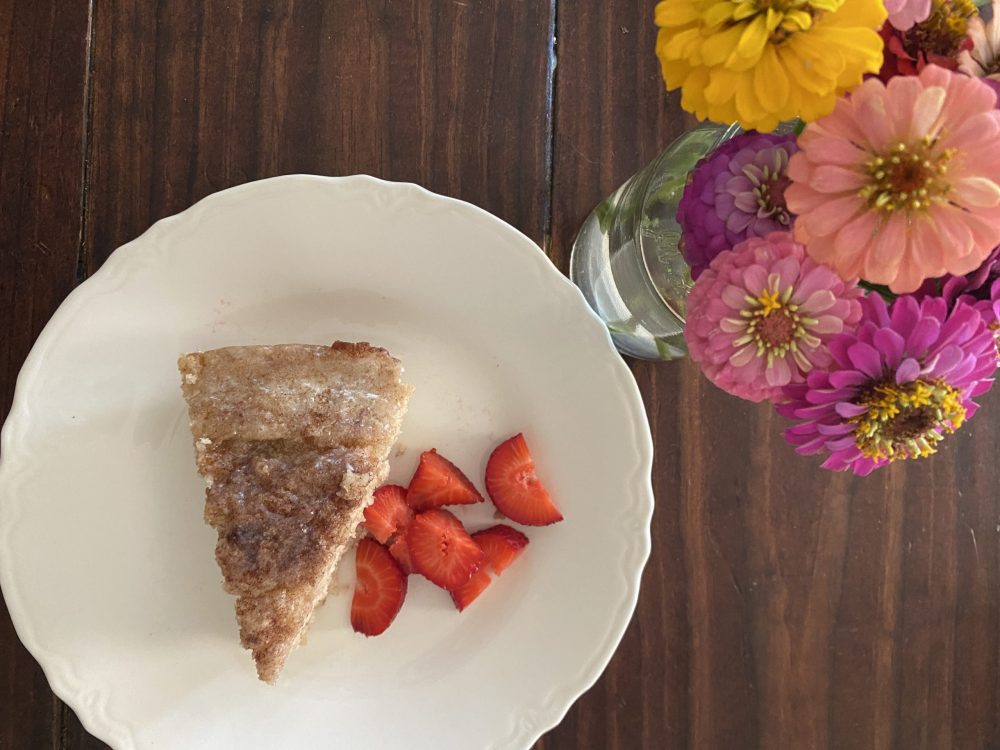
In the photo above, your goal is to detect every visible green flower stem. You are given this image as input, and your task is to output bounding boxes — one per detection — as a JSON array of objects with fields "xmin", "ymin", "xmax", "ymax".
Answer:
[{"xmin": 859, "ymin": 280, "xmax": 898, "ymax": 303}]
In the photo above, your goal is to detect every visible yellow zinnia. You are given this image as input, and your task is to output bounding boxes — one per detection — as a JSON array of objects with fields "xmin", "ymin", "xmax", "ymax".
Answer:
[{"xmin": 654, "ymin": 0, "xmax": 887, "ymax": 132}]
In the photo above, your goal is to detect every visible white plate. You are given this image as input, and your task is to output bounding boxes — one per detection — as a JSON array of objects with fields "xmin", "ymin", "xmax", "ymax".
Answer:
[{"xmin": 0, "ymin": 175, "xmax": 653, "ymax": 750}]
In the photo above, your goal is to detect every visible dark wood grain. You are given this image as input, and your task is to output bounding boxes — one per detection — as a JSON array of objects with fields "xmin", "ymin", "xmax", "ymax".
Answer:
[
  {"xmin": 544, "ymin": 3, "xmax": 1000, "ymax": 750},
  {"xmin": 0, "ymin": 1, "xmax": 91, "ymax": 749},
  {"xmin": 2, "ymin": 0, "xmax": 554, "ymax": 748},
  {"xmin": 82, "ymin": 0, "xmax": 554, "ymax": 271},
  {"xmin": 4, "ymin": 0, "xmax": 1000, "ymax": 748}
]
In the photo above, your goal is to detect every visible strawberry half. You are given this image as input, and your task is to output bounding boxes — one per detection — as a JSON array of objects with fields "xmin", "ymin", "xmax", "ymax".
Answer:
[
  {"xmin": 450, "ymin": 524, "xmax": 530, "ymax": 611},
  {"xmin": 363, "ymin": 485, "xmax": 414, "ymax": 544},
  {"xmin": 474, "ymin": 525, "xmax": 529, "ymax": 573},
  {"xmin": 406, "ymin": 508, "xmax": 484, "ymax": 590},
  {"xmin": 485, "ymin": 434, "xmax": 563, "ymax": 526},
  {"xmin": 450, "ymin": 567, "xmax": 492, "ymax": 612},
  {"xmin": 351, "ymin": 539, "xmax": 408, "ymax": 637},
  {"xmin": 406, "ymin": 449, "xmax": 484, "ymax": 511},
  {"xmin": 388, "ymin": 534, "xmax": 414, "ymax": 574}
]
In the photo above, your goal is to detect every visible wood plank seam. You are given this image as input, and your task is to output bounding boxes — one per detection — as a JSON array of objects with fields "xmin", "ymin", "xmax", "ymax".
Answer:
[
  {"xmin": 542, "ymin": 0, "xmax": 557, "ymax": 259},
  {"xmin": 75, "ymin": 0, "xmax": 96, "ymax": 286}
]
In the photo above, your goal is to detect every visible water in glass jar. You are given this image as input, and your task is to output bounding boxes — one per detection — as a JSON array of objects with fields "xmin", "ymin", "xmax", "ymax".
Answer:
[{"xmin": 570, "ymin": 124, "xmax": 739, "ymax": 360}]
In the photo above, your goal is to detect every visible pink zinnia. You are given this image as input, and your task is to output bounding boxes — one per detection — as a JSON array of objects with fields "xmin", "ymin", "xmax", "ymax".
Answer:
[
  {"xmin": 777, "ymin": 294, "xmax": 997, "ymax": 475},
  {"xmin": 684, "ymin": 232, "xmax": 863, "ymax": 403},
  {"xmin": 786, "ymin": 65, "xmax": 1000, "ymax": 294}
]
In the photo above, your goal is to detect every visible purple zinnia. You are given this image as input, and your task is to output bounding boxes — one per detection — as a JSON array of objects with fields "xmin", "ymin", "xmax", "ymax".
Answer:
[
  {"xmin": 677, "ymin": 131, "xmax": 799, "ymax": 279},
  {"xmin": 777, "ymin": 294, "xmax": 997, "ymax": 475}
]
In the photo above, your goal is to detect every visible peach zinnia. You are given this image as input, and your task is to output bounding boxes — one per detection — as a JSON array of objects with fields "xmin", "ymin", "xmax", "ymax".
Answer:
[{"xmin": 786, "ymin": 65, "xmax": 1000, "ymax": 293}]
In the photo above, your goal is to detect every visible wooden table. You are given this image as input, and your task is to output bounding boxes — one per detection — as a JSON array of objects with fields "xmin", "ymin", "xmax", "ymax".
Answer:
[{"xmin": 2, "ymin": 2, "xmax": 998, "ymax": 748}]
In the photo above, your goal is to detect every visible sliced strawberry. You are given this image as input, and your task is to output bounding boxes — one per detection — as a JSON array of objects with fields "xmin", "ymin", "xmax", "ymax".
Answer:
[
  {"xmin": 474, "ymin": 524, "xmax": 529, "ymax": 573},
  {"xmin": 351, "ymin": 539, "xmax": 408, "ymax": 637},
  {"xmin": 388, "ymin": 534, "xmax": 414, "ymax": 574},
  {"xmin": 485, "ymin": 434, "xmax": 563, "ymax": 526},
  {"xmin": 406, "ymin": 449, "xmax": 484, "ymax": 511},
  {"xmin": 450, "ymin": 525, "xmax": 529, "ymax": 611},
  {"xmin": 363, "ymin": 485, "xmax": 414, "ymax": 544},
  {"xmin": 450, "ymin": 567, "xmax": 492, "ymax": 611},
  {"xmin": 406, "ymin": 508, "xmax": 484, "ymax": 590}
]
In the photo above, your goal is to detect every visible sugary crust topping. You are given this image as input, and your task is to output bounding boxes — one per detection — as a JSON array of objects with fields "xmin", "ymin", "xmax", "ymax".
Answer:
[
  {"xmin": 178, "ymin": 342, "xmax": 412, "ymax": 682},
  {"xmin": 178, "ymin": 342, "xmax": 413, "ymax": 448}
]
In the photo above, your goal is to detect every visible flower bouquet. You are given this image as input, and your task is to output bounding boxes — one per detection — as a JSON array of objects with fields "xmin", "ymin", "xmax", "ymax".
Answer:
[{"xmin": 588, "ymin": 0, "xmax": 1000, "ymax": 475}]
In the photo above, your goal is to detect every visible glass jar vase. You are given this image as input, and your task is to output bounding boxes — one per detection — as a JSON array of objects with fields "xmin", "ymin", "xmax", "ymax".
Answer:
[{"xmin": 570, "ymin": 123, "xmax": 741, "ymax": 360}]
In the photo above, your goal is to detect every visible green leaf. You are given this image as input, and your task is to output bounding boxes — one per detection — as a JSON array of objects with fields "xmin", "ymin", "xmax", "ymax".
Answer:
[
  {"xmin": 858, "ymin": 280, "xmax": 898, "ymax": 303},
  {"xmin": 646, "ymin": 174, "xmax": 689, "ymax": 208},
  {"xmin": 595, "ymin": 199, "xmax": 616, "ymax": 233},
  {"xmin": 655, "ymin": 337, "xmax": 686, "ymax": 361},
  {"xmin": 607, "ymin": 320, "xmax": 637, "ymax": 336}
]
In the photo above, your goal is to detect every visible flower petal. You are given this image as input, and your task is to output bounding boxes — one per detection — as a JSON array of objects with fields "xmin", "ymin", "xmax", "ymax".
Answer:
[
  {"xmin": 909, "ymin": 84, "xmax": 946, "ymax": 140},
  {"xmin": 873, "ymin": 328, "xmax": 906, "ymax": 368},
  {"xmin": 809, "ymin": 165, "xmax": 867, "ymax": 193},
  {"xmin": 722, "ymin": 284, "xmax": 748, "ymax": 309},
  {"xmin": 767, "ymin": 355, "xmax": 793, "ymax": 386},
  {"xmin": 953, "ymin": 177, "xmax": 1000, "ymax": 208},
  {"xmin": 835, "ymin": 401, "xmax": 869, "ymax": 418},
  {"xmin": 803, "ymin": 194, "xmax": 866, "ymax": 236},
  {"xmin": 906, "ymin": 317, "xmax": 941, "ymax": 355},
  {"xmin": 868, "ymin": 213, "xmax": 906, "ymax": 287},
  {"xmin": 895, "ymin": 357, "xmax": 921, "ymax": 384},
  {"xmin": 847, "ymin": 341, "xmax": 884, "ymax": 378},
  {"xmin": 829, "ymin": 369, "xmax": 867, "ymax": 388},
  {"xmin": 801, "ymin": 135, "xmax": 866, "ymax": 167},
  {"xmin": 802, "ymin": 289, "xmax": 837, "ymax": 314}
]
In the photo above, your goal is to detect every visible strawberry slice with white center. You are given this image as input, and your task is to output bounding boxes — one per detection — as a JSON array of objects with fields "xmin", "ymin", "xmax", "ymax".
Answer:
[
  {"xmin": 451, "ymin": 524, "xmax": 530, "ymax": 611},
  {"xmin": 406, "ymin": 449, "xmax": 484, "ymax": 511},
  {"xmin": 351, "ymin": 539, "xmax": 408, "ymax": 637},
  {"xmin": 485, "ymin": 434, "xmax": 563, "ymax": 526},
  {"xmin": 363, "ymin": 485, "xmax": 414, "ymax": 544},
  {"xmin": 406, "ymin": 508, "xmax": 484, "ymax": 590}
]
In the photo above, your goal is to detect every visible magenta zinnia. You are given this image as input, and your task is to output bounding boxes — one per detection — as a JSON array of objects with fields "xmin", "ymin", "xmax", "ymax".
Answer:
[
  {"xmin": 684, "ymin": 232, "xmax": 863, "ymax": 403},
  {"xmin": 678, "ymin": 132, "xmax": 799, "ymax": 279},
  {"xmin": 787, "ymin": 65, "xmax": 1000, "ymax": 293},
  {"xmin": 916, "ymin": 246, "xmax": 1000, "ymax": 336},
  {"xmin": 777, "ymin": 294, "xmax": 997, "ymax": 475}
]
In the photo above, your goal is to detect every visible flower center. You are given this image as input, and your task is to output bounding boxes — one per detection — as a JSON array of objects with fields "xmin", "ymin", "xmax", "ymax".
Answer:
[
  {"xmin": 755, "ymin": 173, "xmax": 793, "ymax": 224},
  {"xmin": 735, "ymin": 284, "xmax": 819, "ymax": 365},
  {"xmin": 851, "ymin": 378, "xmax": 967, "ymax": 462},
  {"xmin": 858, "ymin": 138, "xmax": 956, "ymax": 214},
  {"xmin": 905, "ymin": 0, "xmax": 975, "ymax": 58},
  {"xmin": 757, "ymin": 307, "xmax": 797, "ymax": 344},
  {"xmin": 736, "ymin": 0, "xmax": 840, "ymax": 43}
]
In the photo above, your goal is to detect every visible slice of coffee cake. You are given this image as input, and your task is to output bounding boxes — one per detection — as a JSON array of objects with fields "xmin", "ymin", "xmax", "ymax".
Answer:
[{"xmin": 178, "ymin": 342, "xmax": 413, "ymax": 682}]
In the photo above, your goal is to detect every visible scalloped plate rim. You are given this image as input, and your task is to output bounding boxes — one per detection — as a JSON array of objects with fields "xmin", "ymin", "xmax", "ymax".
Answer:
[{"xmin": 0, "ymin": 174, "xmax": 654, "ymax": 750}]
